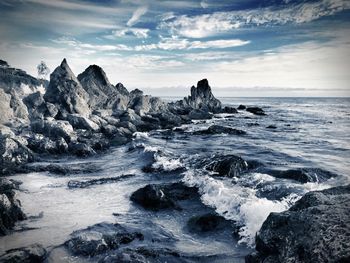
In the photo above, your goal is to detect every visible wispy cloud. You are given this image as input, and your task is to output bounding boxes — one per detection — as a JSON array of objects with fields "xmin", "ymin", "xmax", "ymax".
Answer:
[
  {"xmin": 112, "ymin": 28, "xmax": 149, "ymax": 38},
  {"xmin": 161, "ymin": 0, "xmax": 350, "ymax": 38},
  {"xmin": 127, "ymin": 5, "xmax": 148, "ymax": 27}
]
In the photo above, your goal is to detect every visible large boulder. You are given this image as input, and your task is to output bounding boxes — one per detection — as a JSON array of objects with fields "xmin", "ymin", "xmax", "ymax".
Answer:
[
  {"xmin": 23, "ymin": 92, "xmax": 58, "ymax": 120},
  {"xmin": 0, "ymin": 89, "xmax": 28, "ymax": 124},
  {"xmin": 246, "ymin": 185, "xmax": 350, "ymax": 263},
  {"xmin": 264, "ymin": 168, "xmax": 337, "ymax": 183},
  {"xmin": 44, "ymin": 59, "xmax": 90, "ymax": 116},
  {"xmin": 0, "ymin": 178, "xmax": 26, "ymax": 235},
  {"xmin": 205, "ymin": 154, "xmax": 249, "ymax": 178},
  {"xmin": 77, "ymin": 65, "xmax": 129, "ymax": 111},
  {"xmin": 66, "ymin": 114, "xmax": 99, "ymax": 131},
  {"xmin": 30, "ymin": 119, "xmax": 75, "ymax": 143},
  {"xmin": 0, "ymin": 244, "xmax": 47, "ymax": 262},
  {"xmin": 65, "ymin": 222, "xmax": 143, "ymax": 257},
  {"xmin": 128, "ymin": 89, "xmax": 166, "ymax": 115}
]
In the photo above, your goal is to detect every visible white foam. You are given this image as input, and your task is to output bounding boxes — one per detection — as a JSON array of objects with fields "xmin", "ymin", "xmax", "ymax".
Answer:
[
  {"xmin": 152, "ymin": 154, "xmax": 184, "ymax": 172},
  {"xmin": 182, "ymin": 171, "xmax": 292, "ymax": 246},
  {"xmin": 133, "ymin": 132, "xmax": 149, "ymax": 139}
]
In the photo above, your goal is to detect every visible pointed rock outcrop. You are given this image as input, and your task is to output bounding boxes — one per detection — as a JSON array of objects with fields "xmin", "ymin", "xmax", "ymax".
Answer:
[
  {"xmin": 44, "ymin": 59, "xmax": 90, "ymax": 116},
  {"xmin": 77, "ymin": 65, "xmax": 129, "ymax": 111}
]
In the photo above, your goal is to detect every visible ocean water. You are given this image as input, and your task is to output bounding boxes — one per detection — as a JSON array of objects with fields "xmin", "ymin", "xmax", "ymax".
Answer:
[{"xmin": 1, "ymin": 97, "xmax": 349, "ymax": 262}]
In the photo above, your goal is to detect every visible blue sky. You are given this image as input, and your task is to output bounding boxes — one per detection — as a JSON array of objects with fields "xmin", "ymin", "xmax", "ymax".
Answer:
[{"xmin": 0, "ymin": 0, "xmax": 349, "ymax": 96}]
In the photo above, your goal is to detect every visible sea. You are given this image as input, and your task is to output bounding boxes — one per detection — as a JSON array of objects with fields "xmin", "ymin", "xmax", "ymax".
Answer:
[{"xmin": 1, "ymin": 97, "xmax": 349, "ymax": 262}]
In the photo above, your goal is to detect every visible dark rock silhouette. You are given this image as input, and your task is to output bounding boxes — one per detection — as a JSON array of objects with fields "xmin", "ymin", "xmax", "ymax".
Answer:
[{"xmin": 0, "ymin": 244, "xmax": 47, "ymax": 262}]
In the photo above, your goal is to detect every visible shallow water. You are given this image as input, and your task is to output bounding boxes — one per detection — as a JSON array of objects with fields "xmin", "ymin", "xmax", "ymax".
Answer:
[{"xmin": 1, "ymin": 97, "xmax": 349, "ymax": 261}]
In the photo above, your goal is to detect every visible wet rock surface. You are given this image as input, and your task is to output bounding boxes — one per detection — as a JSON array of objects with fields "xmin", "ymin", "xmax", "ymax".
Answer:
[
  {"xmin": 193, "ymin": 125, "xmax": 246, "ymax": 135},
  {"xmin": 246, "ymin": 107, "xmax": 266, "ymax": 116},
  {"xmin": 246, "ymin": 185, "xmax": 350, "ymax": 263},
  {"xmin": 187, "ymin": 213, "xmax": 230, "ymax": 233},
  {"xmin": 204, "ymin": 154, "xmax": 249, "ymax": 178},
  {"xmin": 0, "ymin": 244, "xmax": 47, "ymax": 263}
]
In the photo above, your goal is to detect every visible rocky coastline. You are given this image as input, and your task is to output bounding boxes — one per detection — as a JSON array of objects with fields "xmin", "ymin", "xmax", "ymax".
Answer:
[{"xmin": 0, "ymin": 58, "xmax": 349, "ymax": 262}]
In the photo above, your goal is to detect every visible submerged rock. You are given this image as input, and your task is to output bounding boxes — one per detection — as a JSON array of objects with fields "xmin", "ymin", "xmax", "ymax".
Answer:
[
  {"xmin": 193, "ymin": 125, "xmax": 246, "ymax": 135},
  {"xmin": 188, "ymin": 213, "xmax": 230, "ymax": 233},
  {"xmin": 222, "ymin": 106, "xmax": 238, "ymax": 114},
  {"xmin": 205, "ymin": 155, "xmax": 249, "ymax": 178},
  {"xmin": 65, "ymin": 222, "xmax": 143, "ymax": 257},
  {"xmin": 188, "ymin": 109, "xmax": 213, "ymax": 120},
  {"xmin": 130, "ymin": 182, "xmax": 199, "ymax": 211},
  {"xmin": 246, "ymin": 185, "xmax": 350, "ymax": 263},
  {"xmin": 67, "ymin": 174, "xmax": 134, "ymax": 189},
  {"xmin": 0, "ymin": 178, "xmax": 26, "ymax": 235},
  {"xmin": 246, "ymin": 107, "xmax": 265, "ymax": 116},
  {"xmin": 266, "ymin": 168, "xmax": 337, "ymax": 183},
  {"xmin": 0, "ymin": 244, "xmax": 47, "ymax": 263}
]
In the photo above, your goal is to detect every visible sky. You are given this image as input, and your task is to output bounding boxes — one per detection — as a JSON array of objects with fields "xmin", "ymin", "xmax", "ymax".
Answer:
[{"xmin": 0, "ymin": 0, "xmax": 350, "ymax": 97}]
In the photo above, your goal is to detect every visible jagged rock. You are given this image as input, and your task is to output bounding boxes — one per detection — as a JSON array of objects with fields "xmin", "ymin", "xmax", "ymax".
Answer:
[
  {"xmin": 246, "ymin": 185, "xmax": 350, "ymax": 263},
  {"xmin": 0, "ymin": 89, "xmax": 28, "ymax": 123},
  {"xmin": 0, "ymin": 60, "xmax": 46, "ymax": 98},
  {"xmin": 246, "ymin": 107, "xmax": 265, "ymax": 116},
  {"xmin": 0, "ymin": 244, "xmax": 47, "ymax": 262},
  {"xmin": 30, "ymin": 119, "xmax": 75, "ymax": 143},
  {"xmin": 0, "ymin": 89, "xmax": 13, "ymax": 124},
  {"xmin": 27, "ymin": 134, "xmax": 68, "ymax": 154},
  {"xmin": 44, "ymin": 59, "xmax": 90, "ymax": 116},
  {"xmin": 66, "ymin": 114, "xmax": 100, "ymax": 131},
  {"xmin": 65, "ymin": 222, "xmax": 143, "ymax": 257},
  {"xmin": 77, "ymin": 65, "xmax": 129, "ymax": 110},
  {"xmin": 151, "ymin": 111, "xmax": 183, "ymax": 128},
  {"xmin": 193, "ymin": 125, "xmax": 246, "ymax": 135},
  {"xmin": 0, "ymin": 178, "xmax": 26, "ymax": 235},
  {"xmin": 130, "ymin": 183, "xmax": 199, "ymax": 211},
  {"xmin": 0, "ymin": 135, "xmax": 34, "ymax": 174},
  {"xmin": 8, "ymin": 90, "xmax": 28, "ymax": 120},
  {"xmin": 205, "ymin": 155, "xmax": 249, "ymax": 178},
  {"xmin": 23, "ymin": 92, "xmax": 58, "ymax": 119},
  {"xmin": 171, "ymin": 79, "xmax": 221, "ymax": 114},
  {"xmin": 119, "ymin": 121, "xmax": 137, "ymax": 133},
  {"xmin": 128, "ymin": 89, "xmax": 166, "ymax": 115},
  {"xmin": 188, "ymin": 109, "xmax": 213, "ymax": 120},
  {"xmin": 265, "ymin": 168, "xmax": 337, "ymax": 183},
  {"xmin": 188, "ymin": 213, "xmax": 230, "ymax": 233}
]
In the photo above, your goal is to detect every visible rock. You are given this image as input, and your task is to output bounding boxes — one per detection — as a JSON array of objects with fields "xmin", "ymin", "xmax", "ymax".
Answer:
[
  {"xmin": 266, "ymin": 168, "xmax": 337, "ymax": 183},
  {"xmin": 246, "ymin": 107, "xmax": 265, "ymax": 116},
  {"xmin": 151, "ymin": 111, "xmax": 183, "ymax": 129},
  {"xmin": 130, "ymin": 182, "xmax": 199, "ymax": 211},
  {"xmin": 237, "ymin": 104, "xmax": 246, "ymax": 110},
  {"xmin": 0, "ymin": 178, "xmax": 26, "ymax": 235},
  {"xmin": 188, "ymin": 213, "xmax": 230, "ymax": 233},
  {"xmin": 0, "ymin": 89, "xmax": 14, "ymax": 124},
  {"xmin": 188, "ymin": 109, "xmax": 213, "ymax": 120},
  {"xmin": 77, "ymin": 65, "xmax": 129, "ymax": 110},
  {"xmin": 44, "ymin": 58, "xmax": 90, "ymax": 116},
  {"xmin": 66, "ymin": 114, "xmax": 100, "ymax": 131},
  {"xmin": 223, "ymin": 106, "xmax": 238, "ymax": 114},
  {"xmin": 247, "ymin": 185, "xmax": 350, "ymax": 263},
  {"xmin": 68, "ymin": 142, "xmax": 95, "ymax": 157},
  {"xmin": 65, "ymin": 222, "xmax": 143, "ymax": 257},
  {"xmin": 128, "ymin": 90, "xmax": 166, "ymax": 115},
  {"xmin": 170, "ymin": 79, "xmax": 221, "ymax": 114},
  {"xmin": 0, "ymin": 135, "xmax": 34, "ymax": 175},
  {"xmin": 0, "ymin": 244, "xmax": 47, "ymax": 262},
  {"xmin": 27, "ymin": 134, "xmax": 68, "ymax": 154},
  {"xmin": 30, "ymin": 119, "xmax": 75, "ymax": 143},
  {"xmin": 23, "ymin": 92, "xmax": 58, "ymax": 120},
  {"xmin": 266, "ymin": 125, "xmax": 277, "ymax": 129},
  {"xmin": 193, "ymin": 125, "xmax": 246, "ymax": 135},
  {"xmin": 205, "ymin": 155, "xmax": 249, "ymax": 178},
  {"xmin": 8, "ymin": 90, "xmax": 29, "ymax": 120},
  {"xmin": 136, "ymin": 115, "xmax": 161, "ymax": 132},
  {"xmin": 67, "ymin": 174, "xmax": 134, "ymax": 189}
]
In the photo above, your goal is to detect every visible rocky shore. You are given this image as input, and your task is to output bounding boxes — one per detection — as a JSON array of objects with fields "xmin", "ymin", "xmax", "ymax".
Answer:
[{"xmin": 1, "ymin": 58, "xmax": 348, "ymax": 262}]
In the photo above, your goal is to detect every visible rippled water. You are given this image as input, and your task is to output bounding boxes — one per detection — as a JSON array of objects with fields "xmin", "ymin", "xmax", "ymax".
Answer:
[{"xmin": 1, "ymin": 97, "xmax": 349, "ymax": 262}]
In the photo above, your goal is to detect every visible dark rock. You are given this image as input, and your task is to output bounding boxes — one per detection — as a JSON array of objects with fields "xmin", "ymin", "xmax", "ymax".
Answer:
[
  {"xmin": 188, "ymin": 109, "xmax": 213, "ymax": 120},
  {"xmin": 223, "ymin": 106, "xmax": 238, "ymax": 114},
  {"xmin": 23, "ymin": 92, "xmax": 58, "ymax": 120},
  {"xmin": 266, "ymin": 168, "xmax": 337, "ymax": 183},
  {"xmin": 30, "ymin": 119, "xmax": 75, "ymax": 143},
  {"xmin": 151, "ymin": 111, "xmax": 183, "ymax": 128},
  {"xmin": 0, "ymin": 244, "xmax": 47, "ymax": 263},
  {"xmin": 266, "ymin": 125, "xmax": 277, "ymax": 129},
  {"xmin": 246, "ymin": 107, "xmax": 266, "ymax": 116},
  {"xmin": 0, "ymin": 178, "xmax": 26, "ymax": 235},
  {"xmin": 193, "ymin": 125, "xmax": 246, "ymax": 135},
  {"xmin": 65, "ymin": 222, "xmax": 143, "ymax": 257},
  {"xmin": 205, "ymin": 155, "xmax": 249, "ymax": 178},
  {"xmin": 247, "ymin": 185, "xmax": 350, "ymax": 263},
  {"xmin": 100, "ymin": 250, "xmax": 147, "ymax": 263},
  {"xmin": 188, "ymin": 213, "xmax": 229, "ymax": 232},
  {"xmin": 237, "ymin": 104, "xmax": 246, "ymax": 110},
  {"xmin": 44, "ymin": 58, "xmax": 90, "ymax": 115},
  {"xmin": 68, "ymin": 142, "xmax": 95, "ymax": 157},
  {"xmin": 66, "ymin": 114, "xmax": 100, "ymax": 131},
  {"xmin": 27, "ymin": 134, "xmax": 68, "ymax": 154},
  {"xmin": 130, "ymin": 182, "xmax": 199, "ymax": 211},
  {"xmin": 67, "ymin": 174, "xmax": 134, "ymax": 189}
]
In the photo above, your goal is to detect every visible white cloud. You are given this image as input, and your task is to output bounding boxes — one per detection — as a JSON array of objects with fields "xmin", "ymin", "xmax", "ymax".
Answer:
[
  {"xmin": 135, "ymin": 37, "xmax": 249, "ymax": 51},
  {"xmin": 200, "ymin": 1, "xmax": 209, "ymax": 9},
  {"xmin": 113, "ymin": 28, "xmax": 149, "ymax": 38},
  {"xmin": 127, "ymin": 6, "xmax": 148, "ymax": 26},
  {"xmin": 160, "ymin": 0, "xmax": 350, "ymax": 38}
]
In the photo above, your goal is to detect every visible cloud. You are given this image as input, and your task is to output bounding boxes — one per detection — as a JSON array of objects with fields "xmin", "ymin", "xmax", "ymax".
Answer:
[
  {"xmin": 135, "ymin": 37, "xmax": 249, "ymax": 51},
  {"xmin": 127, "ymin": 6, "xmax": 148, "ymax": 26},
  {"xmin": 200, "ymin": 1, "xmax": 209, "ymax": 9},
  {"xmin": 160, "ymin": 0, "xmax": 350, "ymax": 38},
  {"xmin": 113, "ymin": 28, "xmax": 149, "ymax": 38}
]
